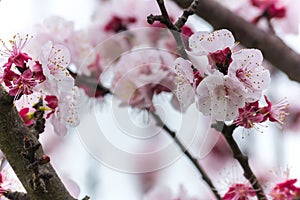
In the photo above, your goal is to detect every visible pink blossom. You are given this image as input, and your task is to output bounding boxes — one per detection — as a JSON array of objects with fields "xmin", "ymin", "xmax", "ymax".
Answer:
[
  {"xmin": 172, "ymin": 57, "xmax": 202, "ymax": 112},
  {"xmin": 223, "ymin": 183, "xmax": 256, "ymax": 200},
  {"xmin": 31, "ymin": 61, "xmax": 46, "ymax": 82},
  {"xmin": 30, "ymin": 41, "xmax": 81, "ymax": 135},
  {"xmin": 228, "ymin": 49, "xmax": 270, "ymax": 102},
  {"xmin": 251, "ymin": 0, "xmax": 286, "ymax": 20},
  {"xmin": 2, "ymin": 67, "xmax": 37, "ymax": 98},
  {"xmin": 46, "ymin": 88, "xmax": 81, "ymax": 136},
  {"xmin": 104, "ymin": 15, "xmax": 137, "ymax": 33},
  {"xmin": 37, "ymin": 41, "xmax": 74, "ymax": 94},
  {"xmin": 261, "ymin": 95, "xmax": 289, "ymax": 126},
  {"xmin": 234, "ymin": 101, "xmax": 265, "ymax": 129},
  {"xmin": 196, "ymin": 71, "xmax": 245, "ymax": 121},
  {"xmin": 270, "ymin": 179, "xmax": 300, "ymax": 200},
  {"xmin": 8, "ymin": 69, "xmax": 37, "ymax": 97},
  {"xmin": 29, "ymin": 17, "xmax": 95, "ymax": 76},
  {"xmin": 45, "ymin": 95, "xmax": 58, "ymax": 118},
  {"xmin": 188, "ymin": 29, "xmax": 235, "ymax": 75},
  {"xmin": 111, "ymin": 48, "xmax": 175, "ymax": 110},
  {"xmin": 0, "ymin": 34, "xmax": 32, "ymax": 68},
  {"xmin": 88, "ymin": 0, "xmax": 192, "ymax": 52},
  {"xmin": 234, "ymin": 95, "xmax": 288, "ymax": 128},
  {"xmin": 19, "ymin": 107, "xmax": 34, "ymax": 126},
  {"xmin": 216, "ymin": 0, "xmax": 299, "ymax": 34}
]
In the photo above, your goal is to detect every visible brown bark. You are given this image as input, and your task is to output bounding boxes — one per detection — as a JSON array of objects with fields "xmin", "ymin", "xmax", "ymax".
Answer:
[{"xmin": 0, "ymin": 86, "xmax": 75, "ymax": 200}]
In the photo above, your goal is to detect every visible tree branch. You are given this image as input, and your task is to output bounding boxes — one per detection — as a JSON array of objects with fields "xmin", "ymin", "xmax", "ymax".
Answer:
[
  {"xmin": 152, "ymin": 113, "xmax": 221, "ymax": 200},
  {"xmin": 172, "ymin": 0, "xmax": 300, "ymax": 83},
  {"xmin": 0, "ymin": 86, "xmax": 75, "ymax": 200},
  {"xmin": 221, "ymin": 124, "xmax": 267, "ymax": 200}
]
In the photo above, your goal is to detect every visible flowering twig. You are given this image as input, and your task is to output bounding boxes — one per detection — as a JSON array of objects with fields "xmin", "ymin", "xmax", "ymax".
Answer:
[
  {"xmin": 221, "ymin": 123, "xmax": 267, "ymax": 200},
  {"xmin": 147, "ymin": 0, "xmax": 199, "ymax": 59},
  {"xmin": 147, "ymin": 1, "xmax": 221, "ymax": 199},
  {"xmin": 152, "ymin": 113, "xmax": 221, "ymax": 199},
  {"xmin": 0, "ymin": 86, "xmax": 75, "ymax": 200},
  {"xmin": 172, "ymin": 0, "xmax": 300, "ymax": 84}
]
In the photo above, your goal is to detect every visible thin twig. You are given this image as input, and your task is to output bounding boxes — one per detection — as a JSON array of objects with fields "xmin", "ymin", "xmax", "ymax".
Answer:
[
  {"xmin": 152, "ymin": 113, "xmax": 221, "ymax": 200},
  {"xmin": 174, "ymin": 0, "xmax": 199, "ymax": 30},
  {"xmin": 221, "ymin": 124, "xmax": 267, "ymax": 200},
  {"xmin": 147, "ymin": 0, "xmax": 190, "ymax": 59}
]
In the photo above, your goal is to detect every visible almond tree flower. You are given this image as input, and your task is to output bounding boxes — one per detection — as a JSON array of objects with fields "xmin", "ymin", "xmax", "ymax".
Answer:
[
  {"xmin": 260, "ymin": 95, "xmax": 289, "ymax": 126},
  {"xmin": 0, "ymin": 34, "xmax": 32, "ymax": 68},
  {"xmin": 188, "ymin": 29, "xmax": 235, "ymax": 75},
  {"xmin": 234, "ymin": 101, "xmax": 265, "ymax": 129},
  {"xmin": 196, "ymin": 71, "xmax": 245, "ymax": 121},
  {"xmin": 28, "ymin": 16, "xmax": 74, "ymax": 58},
  {"xmin": 31, "ymin": 61, "xmax": 46, "ymax": 83},
  {"xmin": 45, "ymin": 95, "xmax": 58, "ymax": 118},
  {"xmin": 19, "ymin": 107, "xmax": 34, "ymax": 126},
  {"xmin": 172, "ymin": 57, "xmax": 202, "ymax": 112},
  {"xmin": 270, "ymin": 179, "xmax": 300, "ymax": 200},
  {"xmin": 234, "ymin": 95, "xmax": 288, "ymax": 128},
  {"xmin": 37, "ymin": 41, "xmax": 74, "ymax": 94},
  {"xmin": 29, "ymin": 17, "xmax": 95, "ymax": 76},
  {"xmin": 46, "ymin": 88, "xmax": 81, "ymax": 136},
  {"xmin": 111, "ymin": 48, "xmax": 175, "ymax": 110},
  {"xmin": 222, "ymin": 183, "xmax": 256, "ymax": 200},
  {"xmin": 7, "ymin": 69, "xmax": 37, "ymax": 97},
  {"xmin": 2, "ymin": 67, "xmax": 37, "ymax": 99},
  {"xmin": 228, "ymin": 49, "xmax": 270, "ymax": 102},
  {"xmin": 251, "ymin": 0, "xmax": 287, "ymax": 21},
  {"xmin": 1, "ymin": 68, "xmax": 18, "ymax": 88}
]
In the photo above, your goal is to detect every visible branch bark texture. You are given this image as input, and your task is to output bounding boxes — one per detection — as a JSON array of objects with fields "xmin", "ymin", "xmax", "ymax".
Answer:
[
  {"xmin": 222, "ymin": 124, "xmax": 267, "ymax": 200},
  {"xmin": 173, "ymin": 0, "xmax": 300, "ymax": 83},
  {"xmin": 0, "ymin": 86, "xmax": 75, "ymax": 200}
]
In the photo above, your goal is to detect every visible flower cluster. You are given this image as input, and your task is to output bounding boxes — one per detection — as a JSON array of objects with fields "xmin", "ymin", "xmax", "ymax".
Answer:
[
  {"xmin": 270, "ymin": 179, "xmax": 300, "ymax": 199},
  {"xmin": 172, "ymin": 29, "xmax": 275, "ymax": 123},
  {"xmin": 234, "ymin": 95, "xmax": 289, "ymax": 129},
  {"xmin": 222, "ymin": 183, "xmax": 256, "ymax": 200},
  {"xmin": 111, "ymin": 48, "xmax": 175, "ymax": 110},
  {"xmin": 0, "ymin": 35, "xmax": 80, "ymax": 136}
]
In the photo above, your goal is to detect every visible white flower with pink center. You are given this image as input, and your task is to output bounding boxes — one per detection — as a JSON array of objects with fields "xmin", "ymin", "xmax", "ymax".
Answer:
[
  {"xmin": 37, "ymin": 41, "xmax": 74, "ymax": 94},
  {"xmin": 196, "ymin": 71, "xmax": 245, "ymax": 121},
  {"xmin": 228, "ymin": 49, "xmax": 270, "ymax": 101},
  {"xmin": 45, "ymin": 87, "xmax": 81, "ymax": 136},
  {"xmin": 188, "ymin": 29, "xmax": 235, "ymax": 75},
  {"xmin": 172, "ymin": 57, "xmax": 200, "ymax": 112}
]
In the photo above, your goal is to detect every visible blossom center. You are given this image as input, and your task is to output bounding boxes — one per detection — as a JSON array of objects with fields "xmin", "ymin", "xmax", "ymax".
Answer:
[
  {"xmin": 209, "ymin": 47, "xmax": 232, "ymax": 75},
  {"xmin": 104, "ymin": 15, "xmax": 137, "ymax": 33}
]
